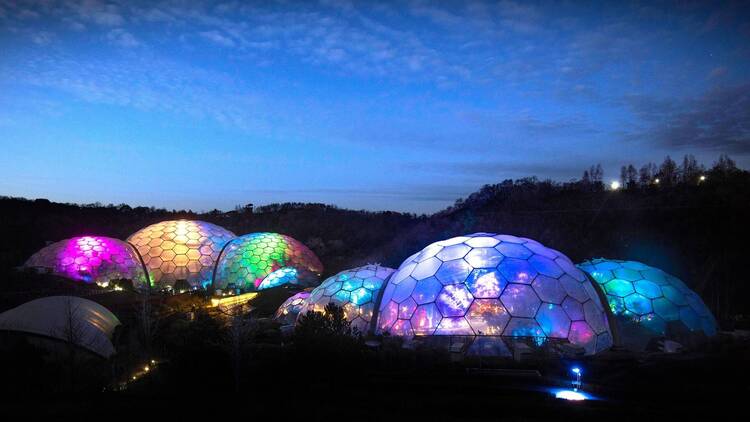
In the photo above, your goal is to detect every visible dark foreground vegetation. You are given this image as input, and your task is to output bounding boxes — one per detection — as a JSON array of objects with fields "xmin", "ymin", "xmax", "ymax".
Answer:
[
  {"xmin": 1, "ymin": 154, "xmax": 749, "ymax": 418},
  {"xmin": 0, "ymin": 300, "xmax": 747, "ymax": 420}
]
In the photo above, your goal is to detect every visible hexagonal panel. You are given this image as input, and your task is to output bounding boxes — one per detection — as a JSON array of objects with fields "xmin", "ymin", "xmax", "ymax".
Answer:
[
  {"xmin": 500, "ymin": 284, "xmax": 540, "ymax": 318},
  {"xmin": 536, "ymin": 304, "xmax": 571, "ymax": 338},
  {"xmin": 436, "ymin": 284, "xmax": 474, "ymax": 317},
  {"xmin": 498, "ymin": 258, "xmax": 537, "ymax": 284},
  {"xmin": 465, "ymin": 269, "xmax": 506, "ymax": 298},
  {"xmin": 466, "ymin": 299, "xmax": 510, "ymax": 335},
  {"xmin": 464, "ymin": 248, "xmax": 503, "ymax": 268}
]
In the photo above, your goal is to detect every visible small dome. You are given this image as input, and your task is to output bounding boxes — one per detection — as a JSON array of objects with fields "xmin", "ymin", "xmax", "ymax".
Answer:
[
  {"xmin": 274, "ymin": 291, "xmax": 311, "ymax": 325},
  {"xmin": 0, "ymin": 296, "xmax": 121, "ymax": 357},
  {"xmin": 377, "ymin": 233, "xmax": 613, "ymax": 355},
  {"xmin": 299, "ymin": 264, "xmax": 395, "ymax": 334},
  {"xmin": 577, "ymin": 258, "xmax": 718, "ymax": 351},
  {"xmin": 128, "ymin": 220, "xmax": 236, "ymax": 290},
  {"xmin": 213, "ymin": 233, "xmax": 323, "ymax": 291},
  {"xmin": 24, "ymin": 236, "xmax": 149, "ymax": 291}
]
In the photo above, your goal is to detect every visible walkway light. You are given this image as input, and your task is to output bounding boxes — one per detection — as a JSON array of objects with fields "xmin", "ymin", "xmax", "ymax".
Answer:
[{"xmin": 571, "ymin": 366, "xmax": 582, "ymax": 390}]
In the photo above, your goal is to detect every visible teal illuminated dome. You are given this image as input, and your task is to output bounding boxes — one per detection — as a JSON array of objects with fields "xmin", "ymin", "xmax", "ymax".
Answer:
[
  {"xmin": 376, "ymin": 233, "xmax": 613, "ymax": 355},
  {"xmin": 298, "ymin": 264, "xmax": 395, "ymax": 333},
  {"xmin": 577, "ymin": 259, "xmax": 718, "ymax": 351}
]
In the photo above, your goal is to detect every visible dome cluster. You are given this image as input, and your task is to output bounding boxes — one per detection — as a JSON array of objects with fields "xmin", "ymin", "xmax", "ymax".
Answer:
[
  {"xmin": 24, "ymin": 220, "xmax": 323, "ymax": 293},
  {"xmin": 24, "ymin": 219, "xmax": 718, "ymax": 357},
  {"xmin": 213, "ymin": 232, "xmax": 323, "ymax": 292},
  {"xmin": 24, "ymin": 236, "xmax": 149, "ymax": 291},
  {"xmin": 298, "ymin": 265, "xmax": 394, "ymax": 333},
  {"xmin": 128, "ymin": 220, "xmax": 237, "ymax": 290},
  {"xmin": 577, "ymin": 259, "xmax": 718, "ymax": 351}
]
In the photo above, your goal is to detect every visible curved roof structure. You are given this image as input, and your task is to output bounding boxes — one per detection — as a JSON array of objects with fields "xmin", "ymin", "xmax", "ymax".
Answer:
[
  {"xmin": 24, "ymin": 236, "xmax": 149, "ymax": 291},
  {"xmin": 274, "ymin": 291, "xmax": 311, "ymax": 325},
  {"xmin": 0, "ymin": 296, "xmax": 121, "ymax": 357},
  {"xmin": 213, "ymin": 232, "xmax": 323, "ymax": 291},
  {"xmin": 577, "ymin": 258, "xmax": 718, "ymax": 351},
  {"xmin": 127, "ymin": 220, "xmax": 236, "ymax": 290},
  {"xmin": 377, "ymin": 233, "xmax": 613, "ymax": 355},
  {"xmin": 298, "ymin": 264, "xmax": 394, "ymax": 333}
]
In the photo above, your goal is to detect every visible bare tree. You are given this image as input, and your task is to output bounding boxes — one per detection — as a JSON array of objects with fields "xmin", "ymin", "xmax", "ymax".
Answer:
[
  {"xmin": 223, "ymin": 307, "xmax": 257, "ymax": 393},
  {"xmin": 135, "ymin": 295, "xmax": 159, "ymax": 358},
  {"xmin": 55, "ymin": 298, "xmax": 96, "ymax": 392}
]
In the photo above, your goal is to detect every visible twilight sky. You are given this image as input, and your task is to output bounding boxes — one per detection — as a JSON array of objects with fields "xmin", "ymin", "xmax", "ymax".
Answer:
[{"xmin": 1, "ymin": 0, "xmax": 749, "ymax": 213}]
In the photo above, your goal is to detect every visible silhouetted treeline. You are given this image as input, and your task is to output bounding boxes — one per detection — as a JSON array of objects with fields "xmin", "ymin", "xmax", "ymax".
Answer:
[{"xmin": 1, "ymin": 154, "xmax": 748, "ymax": 319}]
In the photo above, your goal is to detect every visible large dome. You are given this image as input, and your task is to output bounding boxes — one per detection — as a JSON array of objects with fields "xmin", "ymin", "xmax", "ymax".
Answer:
[
  {"xmin": 24, "ymin": 236, "xmax": 149, "ymax": 291},
  {"xmin": 577, "ymin": 259, "xmax": 718, "ymax": 351},
  {"xmin": 128, "ymin": 220, "xmax": 236, "ymax": 290},
  {"xmin": 213, "ymin": 232, "xmax": 323, "ymax": 291},
  {"xmin": 298, "ymin": 264, "xmax": 395, "ymax": 334},
  {"xmin": 377, "ymin": 233, "xmax": 613, "ymax": 355},
  {"xmin": 274, "ymin": 291, "xmax": 311, "ymax": 325}
]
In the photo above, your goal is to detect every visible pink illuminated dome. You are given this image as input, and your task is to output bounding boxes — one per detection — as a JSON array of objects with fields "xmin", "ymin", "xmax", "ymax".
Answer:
[{"xmin": 24, "ymin": 236, "xmax": 150, "ymax": 291}]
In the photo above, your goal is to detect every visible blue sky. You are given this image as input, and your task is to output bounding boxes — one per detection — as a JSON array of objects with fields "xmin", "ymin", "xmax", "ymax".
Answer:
[{"xmin": 1, "ymin": 0, "xmax": 749, "ymax": 213}]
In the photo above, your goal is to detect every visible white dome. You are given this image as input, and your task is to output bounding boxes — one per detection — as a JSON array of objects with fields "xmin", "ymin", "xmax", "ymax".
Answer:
[{"xmin": 0, "ymin": 296, "xmax": 121, "ymax": 357}]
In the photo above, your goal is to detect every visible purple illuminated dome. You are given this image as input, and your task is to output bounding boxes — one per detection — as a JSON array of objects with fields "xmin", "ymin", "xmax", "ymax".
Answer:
[
  {"xmin": 128, "ymin": 220, "xmax": 236, "ymax": 290},
  {"xmin": 376, "ymin": 233, "xmax": 613, "ymax": 355},
  {"xmin": 24, "ymin": 236, "xmax": 149, "ymax": 291}
]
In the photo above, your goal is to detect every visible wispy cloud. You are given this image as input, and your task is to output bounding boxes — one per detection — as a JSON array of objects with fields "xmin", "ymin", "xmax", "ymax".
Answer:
[{"xmin": 626, "ymin": 84, "xmax": 750, "ymax": 153}]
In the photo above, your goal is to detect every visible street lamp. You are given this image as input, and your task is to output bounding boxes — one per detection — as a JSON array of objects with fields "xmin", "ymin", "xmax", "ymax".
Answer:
[{"xmin": 571, "ymin": 367, "xmax": 582, "ymax": 390}]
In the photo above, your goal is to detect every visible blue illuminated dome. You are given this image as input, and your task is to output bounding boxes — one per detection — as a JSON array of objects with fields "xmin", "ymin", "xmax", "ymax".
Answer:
[
  {"xmin": 376, "ymin": 233, "xmax": 613, "ymax": 355},
  {"xmin": 577, "ymin": 258, "xmax": 718, "ymax": 351},
  {"xmin": 298, "ymin": 264, "xmax": 395, "ymax": 334}
]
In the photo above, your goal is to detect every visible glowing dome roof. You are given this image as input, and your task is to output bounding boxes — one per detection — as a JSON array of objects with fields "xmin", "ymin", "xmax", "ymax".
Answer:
[
  {"xmin": 577, "ymin": 259, "xmax": 718, "ymax": 351},
  {"xmin": 24, "ymin": 236, "xmax": 149, "ymax": 291},
  {"xmin": 127, "ymin": 220, "xmax": 236, "ymax": 289},
  {"xmin": 0, "ymin": 296, "xmax": 120, "ymax": 357},
  {"xmin": 213, "ymin": 232, "xmax": 323, "ymax": 291},
  {"xmin": 274, "ymin": 291, "xmax": 311, "ymax": 325},
  {"xmin": 298, "ymin": 264, "xmax": 395, "ymax": 333},
  {"xmin": 377, "ymin": 233, "xmax": 613, "ymax": 355}
]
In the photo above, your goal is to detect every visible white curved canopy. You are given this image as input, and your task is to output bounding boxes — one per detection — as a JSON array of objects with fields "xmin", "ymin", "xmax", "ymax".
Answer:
[{"xmin": 0, "ymin": 296, "xmax": 121, "ymax": 357}]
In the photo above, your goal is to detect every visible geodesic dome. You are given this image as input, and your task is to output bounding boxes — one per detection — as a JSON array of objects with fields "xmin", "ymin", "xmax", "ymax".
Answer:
[
  {"xmin": 127, "ymin": 220, "xmax": 236, "ymax": 290},
  {"xmin": 376, "ymin": 233, "xmax": 613, "ymax": 355},
  {"xmin": 577, "ymin": 258, "xmax": 718, "ymax": 351},
  {"xmin": 213, "ymin": 233, "xmax": 323, "ymax": 291},
  {"xmin": 274, "ymin": 291, "xmax": 311, "ymax": 325},
  {"xmin": 24, "ymin": 236, "xmax": 149, "ymax": 291},
  {"xmin": 0, "ymin": 296, "xmax": 121, "ymax": 357},
  {"xmin": 298, "ymin": 265, "xmax": 395, "ymax": 334}
]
